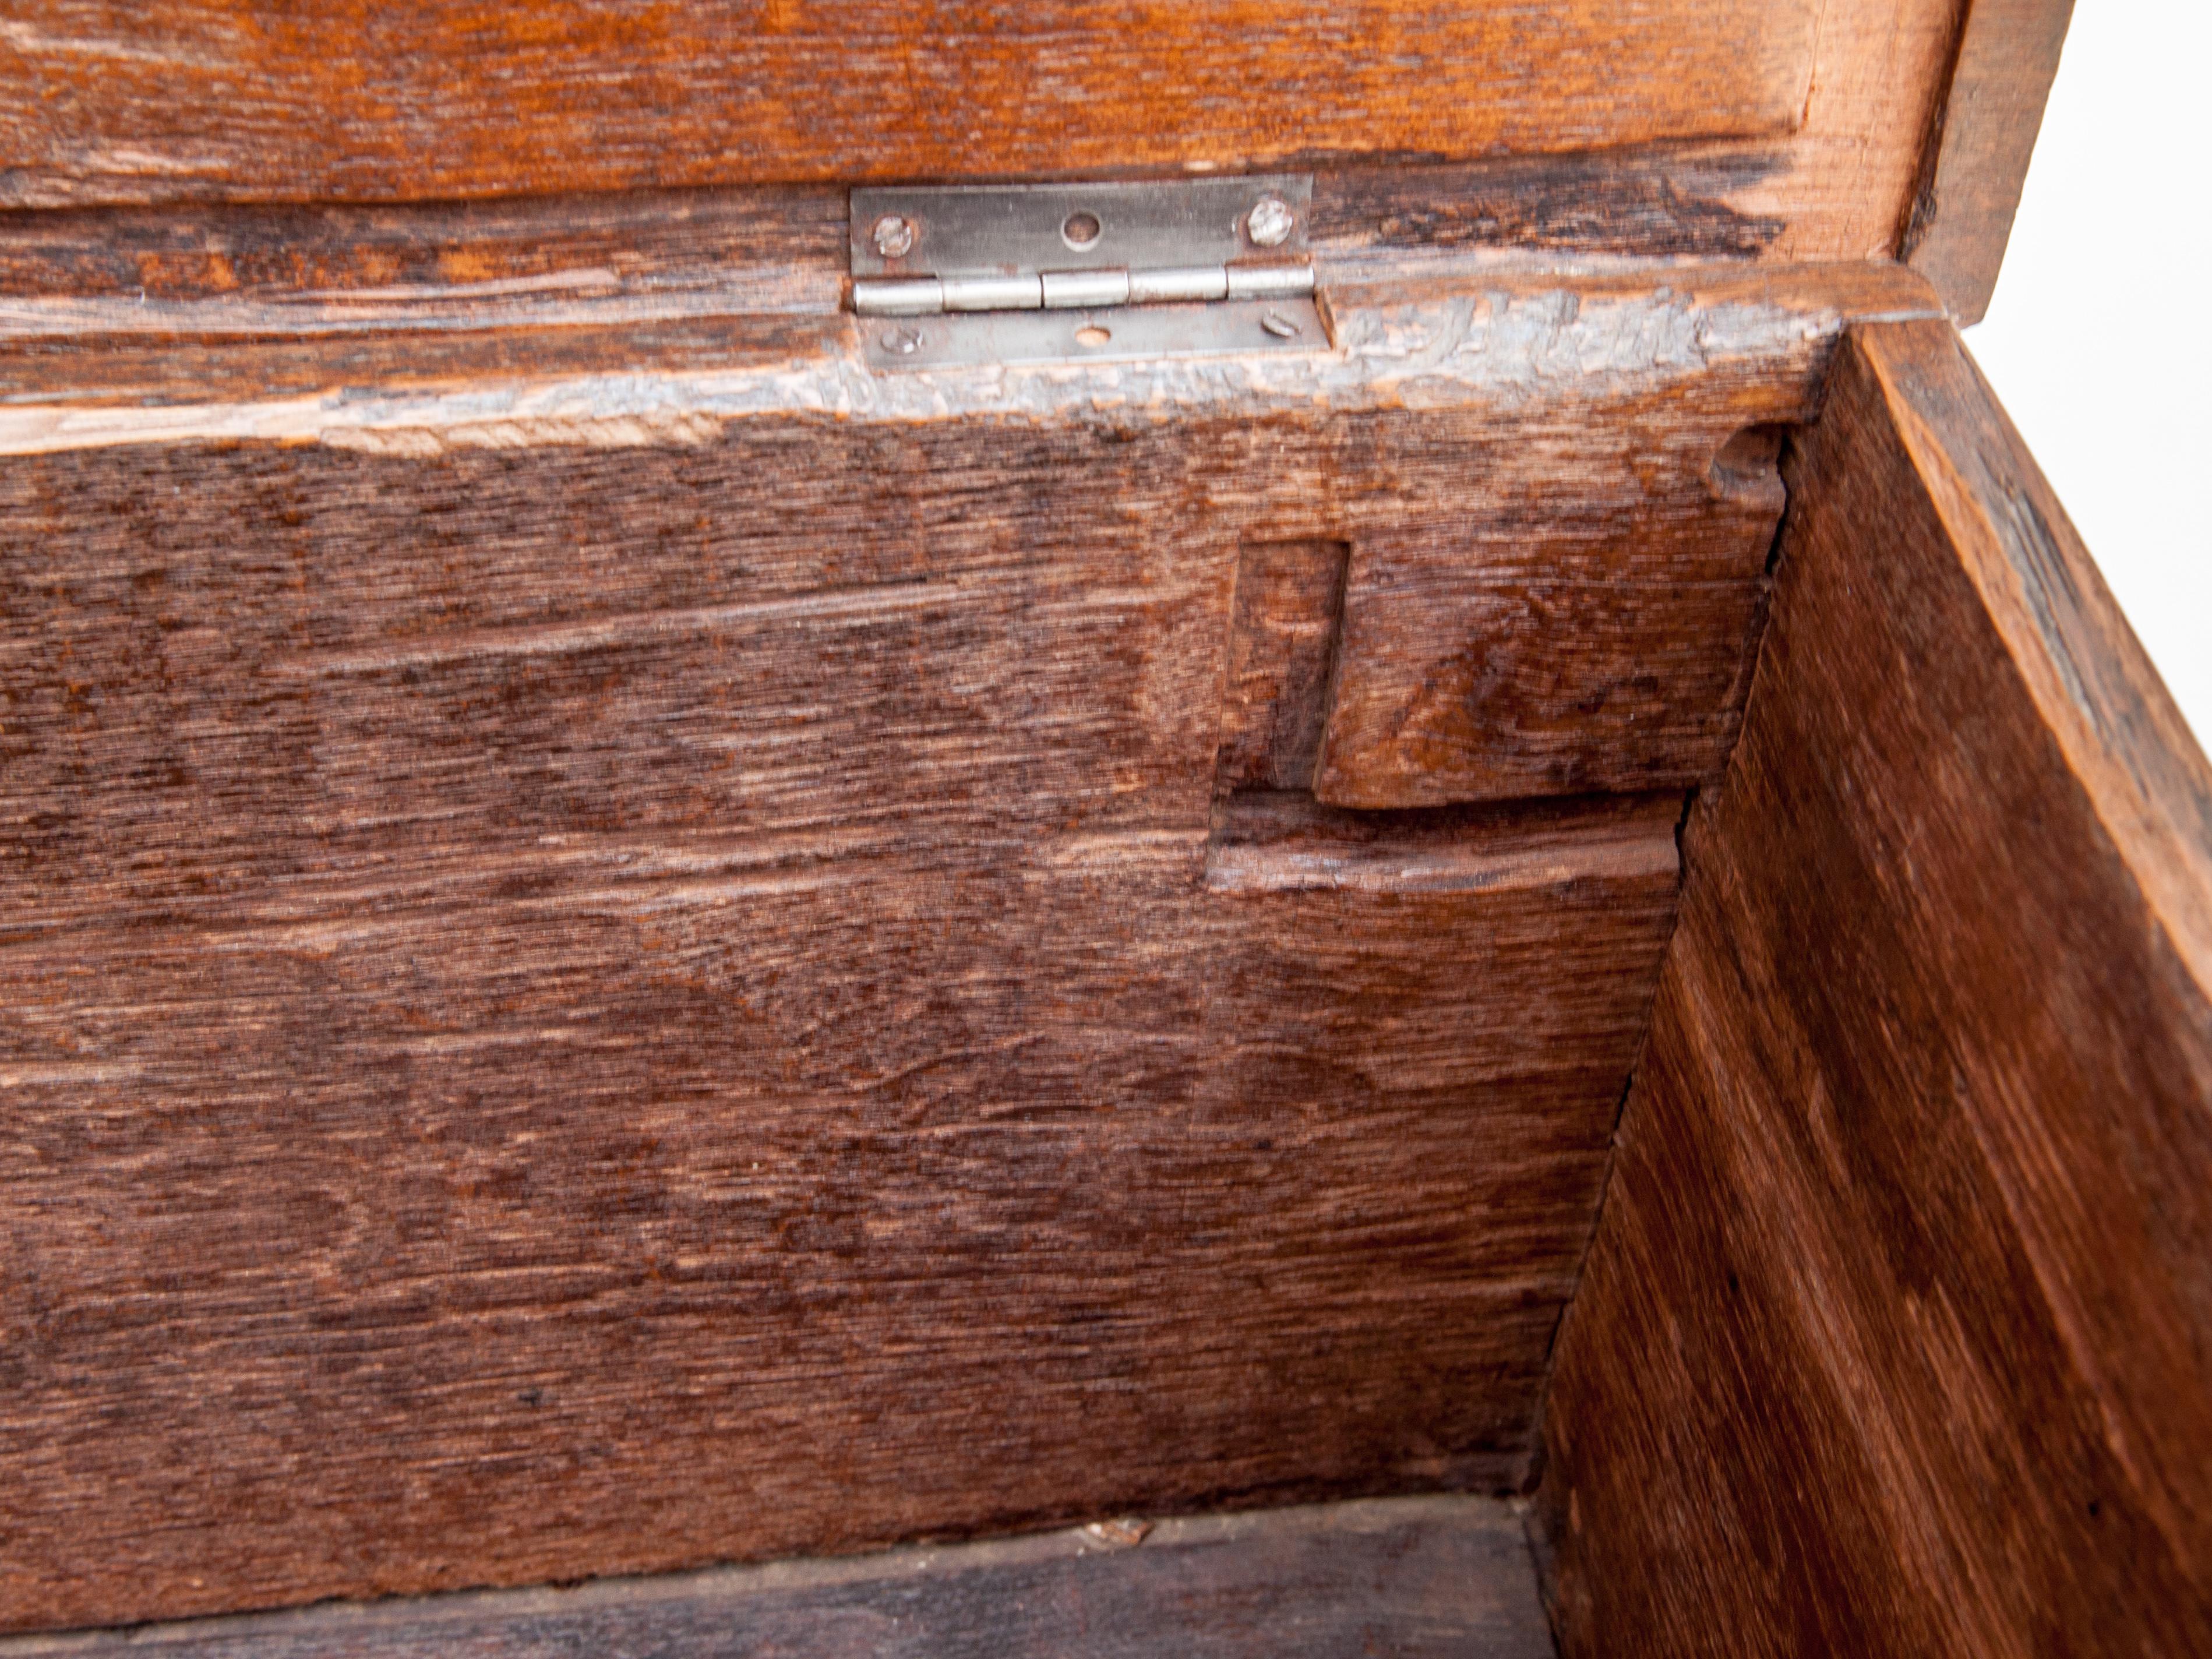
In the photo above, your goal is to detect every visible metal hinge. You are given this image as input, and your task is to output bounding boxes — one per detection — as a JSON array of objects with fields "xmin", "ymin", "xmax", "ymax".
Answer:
[{"xmin": 849, "ymin": 177, "xmax": 1322, "ymax": 370}]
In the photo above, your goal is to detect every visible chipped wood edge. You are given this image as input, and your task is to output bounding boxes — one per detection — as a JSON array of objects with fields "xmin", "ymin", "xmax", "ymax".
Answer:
[
  {"xmin": 0, "ymin": 264, "xmax": 1943, "ymax": 456},
  {"xmin": 1858, "ymin": 319, "xmax": 2212, "ymax": 991}
]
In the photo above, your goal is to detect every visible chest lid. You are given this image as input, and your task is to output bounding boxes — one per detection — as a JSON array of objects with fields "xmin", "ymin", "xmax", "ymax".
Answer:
[{"xmin": 0, "ymin": 1, "xmax": 2068, "ymax": 322}]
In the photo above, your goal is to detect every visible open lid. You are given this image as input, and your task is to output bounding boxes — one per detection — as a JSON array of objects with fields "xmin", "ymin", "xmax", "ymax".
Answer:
[{"xmin": 0, "ymin": 1, "xmax": 2067, "ymax": 320}]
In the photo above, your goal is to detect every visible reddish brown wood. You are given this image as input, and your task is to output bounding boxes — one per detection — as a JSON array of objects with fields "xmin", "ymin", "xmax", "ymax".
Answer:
[
  {"xmin": 0, "ymin": 1, "xmax": 2018, "ymax": 290},
  {"xmin": 0, "ymin": 260, "xmax": 1905, "ymax": 1627},
  {"xmin": 0, "ymin": 265, "xmax": 1939, "ymax": 806},
  {"xmin": 0, "ymin": 2, "xmax": 1816, "ymax": 207},
  {"xmin": 0, "ymin": 782, "xmax": 1676, "ymax": 1632},
  {"xmin": 0, "ymin": 152, "xmax": 1866, "ymax": 369},
  {"xmin": 1902, "ymin": 0, "xmax": 2076, "ymax": 323},
  {"xmin": 1536, "ymin": 319, "xmax": 2212, "ymax": 1656},
  {"xmin": 0, "ymin": 234, "xmax": 1953, "ymax": 1636},
  {"xmin": 0, "ymin": 144, "xmax": 1900, "ymax": 375}
]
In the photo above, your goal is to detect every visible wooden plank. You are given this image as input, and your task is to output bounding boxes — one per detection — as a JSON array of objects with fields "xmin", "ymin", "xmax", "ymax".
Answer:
[
  {"xmin": 0, "ymin": 266, "xmax": 1939, "ymax": 815},
  {"xmin": 0, "ymin": 139, "xmax": 1934, "ymax": 352},
  {"xmin": 0, "ymin": 257, "xmax": 1803, "ymax": 1627},
  {"xmin": 0, "ymin": 155, "xmax": 1910, "ymax": 362},
  {"xmin": 0, "ymin": 1, "xmax": 1816, "ymax": 206},
  {"xmin": 0, "ymin": 793, "xmax": 1674, "ymax": 1633},
  {"xmin": 0, "ymin": 2, "xmax": 1987, "ymax": 280},
  {"xmin": 0, "ymin": 263, "xmax": 1922, "ymax": 1631},
  {"xmin": 1534, "ymin": 319, "xmax": 2212, "ymax": 1656},
  {"xmin": 1902, "ymin": 0, "xmax": 2076, "ymax": 323},
  {"xmin": 0, "ymin": 1498, "xmax": 1554, "ymax": 1659}
]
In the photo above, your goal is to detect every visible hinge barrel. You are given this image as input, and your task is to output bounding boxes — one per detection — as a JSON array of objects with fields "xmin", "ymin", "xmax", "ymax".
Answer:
[
  {"xmin": 853, "ymin": 277, "xmax": 944, "ymax": 317},
  {"xmin": 1225, "ymin": 265, "xmax": 1315, "ymax": 302},
  {"xmin": 1128, "ymin": 266, "xmax": 1230, "ymax": 304},
  {"xmin": 853, "ymin": 263, "xmax": 1311, "ymax": 318}
]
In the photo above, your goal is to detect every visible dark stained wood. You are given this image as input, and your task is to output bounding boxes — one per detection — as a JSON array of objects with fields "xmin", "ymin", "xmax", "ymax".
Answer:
[
  {"xmin": 0, "ymin": 265, "xmax": 1941, "ymax": 809},
  {"xmin": 0, "ymin": 785, "xmax": 1675, "ymax": 1632},
  {"xmin": 0, "ymin": 140, "xmax": 1935, "ymax": 396},
  {"xmin": 1536, "ymin": 319, "xmax": 2212, "ymax": 1656},
  {"xmin": 0, "ymin": 2, "xmax": 1816, "ymax": 206},
  {"xmin": 0, "ymin": 1498, "xmax": 1553, "ymax": 1659},
  {"xmin": 0, "ymin": 149, "xmax": 1872, "ymax": 363},
  {"xmin": 1311, "ymin": 145, "xmax": 1791, "ymax": 265},
  {"xmin": 0, "ymin": 1, "xmax": 1998, "ymax": 285},
  {"xmin": 0, "ymin": 263, "xmax": 1942, "ymax": 1631},
  {"xmin": 0, "ymin": 188, "xmax": 846, "ymax": 312},
  {"xmin": 1902, "ymin": 0, "xmax": 2076, "ymax": 323}
]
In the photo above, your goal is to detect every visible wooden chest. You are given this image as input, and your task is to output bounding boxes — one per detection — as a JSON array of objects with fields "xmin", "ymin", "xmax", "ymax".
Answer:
[{"xmin": 4, "ymin": 3, "xmax": 2206, "ymax": 1654}]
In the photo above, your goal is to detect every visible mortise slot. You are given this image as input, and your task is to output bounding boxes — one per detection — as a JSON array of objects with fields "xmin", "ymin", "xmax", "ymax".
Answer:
[
  {"xmin": 1215, "ymin": 538, "xmax": 1352, "ymax": 797},
  {"xmin": 1204, "ymin": 789, "xmax": 1682, "ymax": 893}
]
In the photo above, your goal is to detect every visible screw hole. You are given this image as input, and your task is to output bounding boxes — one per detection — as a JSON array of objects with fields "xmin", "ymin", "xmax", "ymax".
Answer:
[
  {"xmin": 1075, "ymin": 324, "xmax": 1112, "ymax": 347},
  {"xmin": 1061, "ymin": 211, "xmax": 1103, "ymax": 249}
]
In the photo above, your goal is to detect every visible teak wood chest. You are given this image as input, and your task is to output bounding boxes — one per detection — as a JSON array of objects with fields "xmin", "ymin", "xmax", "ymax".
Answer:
[{"xmin": 3, "ymin": 3, "xmax": 2207, "ymax": 1656}]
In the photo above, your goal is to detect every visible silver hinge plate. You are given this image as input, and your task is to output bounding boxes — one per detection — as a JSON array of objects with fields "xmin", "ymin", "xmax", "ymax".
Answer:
[
  {"xmin": 850, "ymin": 177, "xmax": 1322, "ymax": 371},
  {"xmin": 851, "ymin": 176, "xmax": 1311, "ymax": 278}
]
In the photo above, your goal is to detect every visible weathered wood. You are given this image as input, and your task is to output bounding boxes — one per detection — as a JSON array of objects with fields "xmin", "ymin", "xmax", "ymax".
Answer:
[
  {"xmin": 0, "ymin": 152, "xmax": 1893, "ymax": 361},
  {"xmin": 0, "ymin": 188, "xmax": 846, "ymax": 319},
  {"xmin": 0, "ymin": 2, "xmax": 1992, "ymax": 280},
  {"xmin": 0, "ymin": 263, "xmax": 1951, "ymax": 1632},
  {"xmin": 0, "ymin": 242, "xmax": 1958, "ymax": 1635},
  {"xmin": 0, "ymin": 265, "xmax": 1940, "ymax": 809},
  {"xmin": 0, "ymin": 783, "xmax": 1674, "ymax": 1632},
  {"xmin": 0, "ymin": 2, "xmax": 1816, "ymax": 206},
  {"xmin": 1536, "ymin": 319, "xmax": 2212, "ymax": 1656},
  {"xmin": 0, "ymin": 1498, "xmax": 1553, "ymax": 1659},
  {"xmin": 1902, "ymin": 0, "xmax": 2076, "ymax": 323}
]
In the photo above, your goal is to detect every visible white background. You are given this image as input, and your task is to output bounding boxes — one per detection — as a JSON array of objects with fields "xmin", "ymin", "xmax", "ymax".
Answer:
[{"xmin": 1966, "ymin": 1, "xmax": 2210, "ymax": 744}]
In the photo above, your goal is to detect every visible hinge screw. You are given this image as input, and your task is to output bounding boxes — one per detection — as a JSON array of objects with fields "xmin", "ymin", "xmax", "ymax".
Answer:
[
  {"xmin": 872, "ymin": 214, "xmax": 917, "ymax": 259},
  {"xmin": 1245, "ymin": 197, "xmax": 1295, "ymax": 248},
  {"xmin": 879, "ymin": 324, "xmax": 923, "ymax": 355}
]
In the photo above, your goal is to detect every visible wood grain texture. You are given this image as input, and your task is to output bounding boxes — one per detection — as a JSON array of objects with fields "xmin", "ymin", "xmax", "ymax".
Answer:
[
  {"xmin": 0, "ymin": 1, "xmax": 1816, "ymax": 206},
  {"xmin": 0, "ymin": 1498, "xmax": 1553, "ymax": 1659},
  {"xmin": 0, "ymin": 262, "xmax": 1752, "ymax": 1627},
  {"xmin": 0, "ymin": 796, "xmax": 1675, "ymax": 1632},
  {"xmin": 1536, "ymin": 320, "xmax": 2212, "ymax": 1656},
  {"xmin": 0, "ymin": 264, "xmax": 1941, "ymax": 806},
  {"xmin": 0, "ymin": 1, "xmax": 1983, "ymax": 281},
  {"xmin": 1902, "ymin": 0, "xmax": 2075, "ymax": 323},
  {"xmin": 0, "ymin": 149, "xmax": 1836, "ymax": 360}
]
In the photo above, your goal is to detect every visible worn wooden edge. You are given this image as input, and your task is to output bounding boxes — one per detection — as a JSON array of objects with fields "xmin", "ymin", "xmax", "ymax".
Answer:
[
  {"xmin": 1876, "ymin": 321, "xmax": 2212, "ymax": 987},
  {"xmin": 0, "ymin": 260, "xmax": 1943, "ymax": 450},
  {"xmin": 0, "ymin": 165, "xmax": 1912, "ymax": 370},
  {"xmin": 0, "ymin": 146, "xmax": 1797, "ymax": 326},
  {"xmin": 0, "ymin": 1497, "xmax": 1552, "ymax": 1658},
  {"xmin": 1901, "ymin": 0, "xmax": 2075, "ymax": 323}
]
